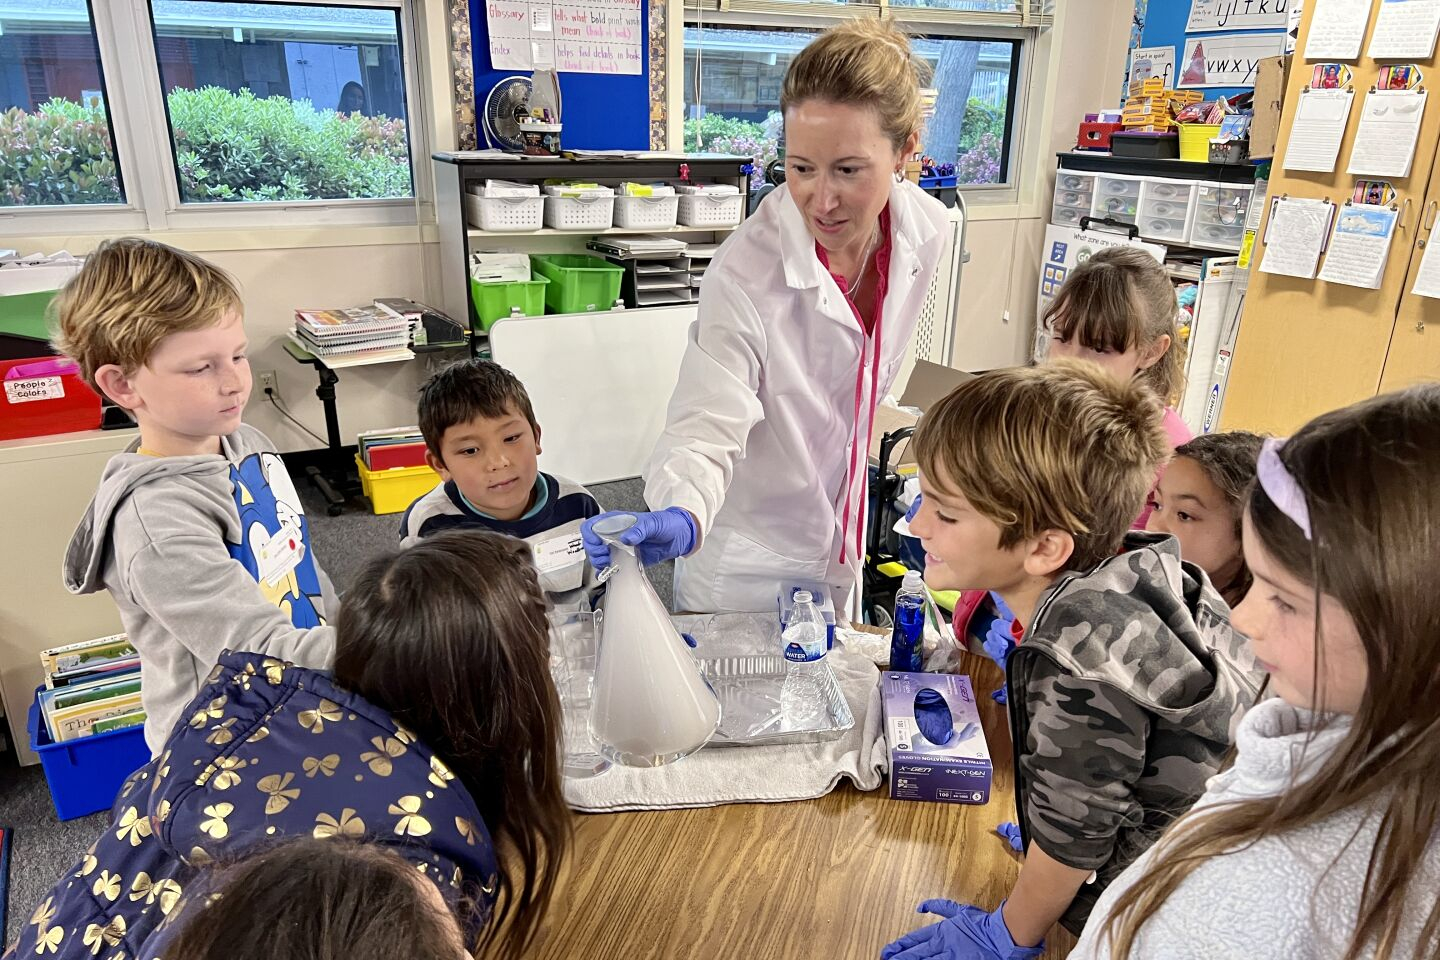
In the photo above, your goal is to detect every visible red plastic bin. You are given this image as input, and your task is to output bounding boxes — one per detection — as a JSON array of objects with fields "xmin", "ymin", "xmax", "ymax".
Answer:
[{"xmin": 0, "ymin": 356, "xmax": 102, "ymax": 441}]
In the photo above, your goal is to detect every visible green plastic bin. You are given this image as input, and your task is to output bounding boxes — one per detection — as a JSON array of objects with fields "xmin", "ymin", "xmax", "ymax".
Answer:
[
  {"xmin": 470, "ymin": 275, "xmax": 549, "ymax": 331},
  {"xmin": 530, "ymin": 254, "xmax": 625, "ymax": 314}
]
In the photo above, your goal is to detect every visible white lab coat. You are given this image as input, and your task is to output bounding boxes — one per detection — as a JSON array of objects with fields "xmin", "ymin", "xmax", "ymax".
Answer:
[{"xmin": 644, "ymin": 180, "xmax": 951, "ymax": 615}]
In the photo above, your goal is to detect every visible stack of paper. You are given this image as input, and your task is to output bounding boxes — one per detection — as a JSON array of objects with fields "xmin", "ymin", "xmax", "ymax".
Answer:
[
  {"xmin": 675, "ymin": 183, "xmax": 741, "ymax": 196},
  {"xmin": 470, "ymin": 251, "xmax": 533, "ymax": 283},
  {"xmin": 293, "ymin": 306, "xmax": 412, "ymax": 359},
  {"xmin": 543, "ymin": 182, "xmax": 614, "ymax": 198},
  {"xmin": 591, "ymin": 234, "xmax": 687, "ymax": 255},
  {"xmin": 37, "ymin": 633, "xmax": 144, "ymax": 742},
  {"xmin": 481, "ymin": 179, "xmax": 539, "ymax": 197},
  {"xmin": 619, "ymin": 182, "xmax": 676, "ymax": 197}
]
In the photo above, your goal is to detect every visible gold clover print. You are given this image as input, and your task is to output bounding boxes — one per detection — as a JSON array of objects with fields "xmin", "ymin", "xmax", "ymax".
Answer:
[
  {"xmin": 258, "ymin": 772, "xmax": 302, "ymax": 815},
  {"xmin": 314, "ymin": 808, "xmax": 366, "ymax": 840},
  {"xmin": 454, "ymin": 816, "xmax": 479, "ymax": 846},
  {"xmin": 200, "ymin": 803, "xmax": 234, "ymax": 840},
  {"xmin": 247, "ymin": 724, "xmax": 270, "ymax": 745},
  {"xmin": 303, "ymin": 754, "xmax": 340, "ymax": 778},
  {"xmin": 30, "ymin": 896, "xmax": 55, "ymax": 929},
  {"xmin": 389, "ymin": 796, "xmax": 432, "ymax": 837},
  {"xmin": 297, "ymin": 699, "xmax": 342, "ymax": 734},
  {"xmin": 205, "ymin": 717, "xmax": 239, "ymax": 746},
  {"xmin": 188, "ymin": 695, "xmax": 228, "ymax": 730},
  {"xmin": 81, "ymin": 915, "xmax": 125, "ymax": 954},
  {"xmin": 75, "ymin": 854, "xmax": 98, "ymax": 878},
  {"xmin": 92, "ymin": 870, "xmax": 121, "ymax": 902},
  {"xmin": 429, "ymin": 755, "xmax": 455, "ymax": 789},
  {"xmin": 128, "ymin": 872, "xmax": 154, "ymax": 903},
  {"xmin": 35, "ymin": 925, "xmax": 63, "ymax": 954},
  {"xmin": 393, "ymin": 723, "xmax": 416, "ymax": 745},
  {"xmin": 206, "ymin": 757, "xmax": 245, "ymax": 790},
  {"xmin": 360, "ymin": 736, "xmax": 407, "ymax": 776},
  {"xmin": 261, "ymin": 658, "xmax": 285, "ymax": 684},
  {"xmin": 115, "ymin": 807, "xmax": 152, "ymax": 847},
  {"xmin": 188, "ymin": 846, "xmax": 213, "ymax": 866},
  {"xmin": 232, "ymin": 662, "xmax": 255, "ymax": 692},
  {"xmin": 204, "ymin": 663, "xmax": 225, "ymax": 686},
  {"xmin": 139, "ymin": 877, "xmax": 181, "ymax": 916}
]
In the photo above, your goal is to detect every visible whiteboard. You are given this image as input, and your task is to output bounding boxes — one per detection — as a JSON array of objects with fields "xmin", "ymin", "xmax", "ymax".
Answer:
[{"xmin": 489, "ymin": 306, "xmax": 695, "ymax": 484}]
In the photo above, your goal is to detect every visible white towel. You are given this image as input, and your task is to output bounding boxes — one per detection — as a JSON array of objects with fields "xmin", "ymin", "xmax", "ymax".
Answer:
[{"xmin": 564, "ymin": 613, "xmax": 887, "ymax": 812}]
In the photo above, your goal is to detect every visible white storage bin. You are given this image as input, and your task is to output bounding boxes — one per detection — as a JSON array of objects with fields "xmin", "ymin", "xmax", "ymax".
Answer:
[
  {"xmin": 544, "ymin": 194, "xmax": 616, "ymax": 231},
  {"xmin": 614, "ymin": 195, "xmax": 679, "ymax": 230},
  {"xmin": 465, "ymin": 194, "xmax": 544, "ymax": 232},
  {"xmin": 1052, "ymin": 204, "xmax": 1088, "ymax": 226},
  {"xmin": 678, "ymin": 193, "xmax": 745, "ymax": 227}
]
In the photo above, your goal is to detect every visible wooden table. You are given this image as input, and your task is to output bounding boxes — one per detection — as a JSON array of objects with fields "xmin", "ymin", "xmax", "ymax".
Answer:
[{"xmin": 529, "ymin": 650, "xmax": 1077, "ymax": 960}]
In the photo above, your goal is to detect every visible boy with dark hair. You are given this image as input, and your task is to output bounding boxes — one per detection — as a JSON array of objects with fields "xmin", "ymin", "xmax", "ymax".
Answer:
[{"xmin": 400, "ymin": 360, "xmax": 600, "ymax": 609}]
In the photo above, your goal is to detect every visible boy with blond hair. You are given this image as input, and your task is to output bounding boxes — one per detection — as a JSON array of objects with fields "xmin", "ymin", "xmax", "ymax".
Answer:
[
  {"xmin": 57, "ymin": 238, "xmax": 336, "ymax": 754},
  {"xmin": 883, "ymin": 360, "xmax": 1263, "ymax": 960}
]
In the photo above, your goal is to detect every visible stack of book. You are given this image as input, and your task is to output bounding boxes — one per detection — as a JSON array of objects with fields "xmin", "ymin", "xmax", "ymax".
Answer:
[
  {"xmin": 37, "ymin": 633, "xmax": 143, "ymax": 742},
  {"xmin": 358, "ymin": 426, "xmax": 430, "ymax": 470},
  {"xmin": 292, "ymin": 306, "xmax": 414, "ymax": 363}
]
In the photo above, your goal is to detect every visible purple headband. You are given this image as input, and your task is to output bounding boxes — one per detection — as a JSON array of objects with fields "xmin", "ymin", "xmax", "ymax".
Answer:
[{"xmin": 1256, "ymin": 437, "xmax": 1312, "ymax": 540}]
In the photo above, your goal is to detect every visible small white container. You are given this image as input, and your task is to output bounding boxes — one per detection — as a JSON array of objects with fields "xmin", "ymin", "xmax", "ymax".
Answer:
[
  {"xmin": 544, "ymin": 194, "xmax": 617, "ymax": 231},
  {"xmin": 465, "ymin": 194, "xmax": 544, "ymax": 232},
  {"xmin": 678, "ymin": 193, "xmax": 744, "ymax": 227},
  {"xmin": 614, "ymin": 195, "xmax": 680, "ymax": 230}
]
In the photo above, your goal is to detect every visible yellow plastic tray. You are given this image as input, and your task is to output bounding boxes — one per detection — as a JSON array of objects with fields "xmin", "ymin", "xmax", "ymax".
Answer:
[{"xmin": 354, "ymin": 454, "xmax": 440, "ymax": 515}]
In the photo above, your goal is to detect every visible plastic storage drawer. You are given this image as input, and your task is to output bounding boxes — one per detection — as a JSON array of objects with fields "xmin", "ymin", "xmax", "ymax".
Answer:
[
  {"xmin": 1093, "ymin": 175, "xmax": 1142, "ymax": 224},
  {"xmin": 28, "ymin": 689, "xmax": 149, "ymax": 821},
  {"xmin": 530, "ymin": 254, "xmax": 625, "ymax": 314},
  {"xmin": 1052, "ymin": 204, "xmax": 1088, "ymax": 226}
]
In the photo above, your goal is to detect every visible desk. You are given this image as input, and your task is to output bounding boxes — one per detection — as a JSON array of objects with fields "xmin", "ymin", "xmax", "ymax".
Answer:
[{"xmin": 528, "ymin": 651, "xmax": 1077, "ymax": 960}]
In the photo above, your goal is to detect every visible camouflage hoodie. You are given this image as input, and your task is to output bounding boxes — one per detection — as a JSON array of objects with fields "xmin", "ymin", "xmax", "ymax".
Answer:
[{"xmin": 1004, "ymin": 531, "xmax": 1264, "ymax": 934}]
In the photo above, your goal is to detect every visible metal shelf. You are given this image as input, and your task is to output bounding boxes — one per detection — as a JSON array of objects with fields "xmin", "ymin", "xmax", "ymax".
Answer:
[{"xmin": 1057, "ymin": 151, "xmax": 1258, "ymax": 185}]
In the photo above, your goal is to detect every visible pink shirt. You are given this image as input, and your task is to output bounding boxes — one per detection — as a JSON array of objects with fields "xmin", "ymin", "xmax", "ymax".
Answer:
[{"xmin": 1134, "ymin": 406, "xmax": 1193, "ymax": 530}]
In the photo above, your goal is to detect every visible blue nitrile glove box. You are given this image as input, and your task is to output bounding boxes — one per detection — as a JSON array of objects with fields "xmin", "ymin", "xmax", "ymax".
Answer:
[
  {"xmin": 777, "ymin": 580, "xmax": 837, "ymax": 649},
  {"xmin": 882, "ymin": 672, "xmax": 992, "ymax": 805}
]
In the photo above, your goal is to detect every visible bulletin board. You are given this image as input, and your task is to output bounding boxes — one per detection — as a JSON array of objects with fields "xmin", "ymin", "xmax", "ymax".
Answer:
[
  {"xmin": 1130, "ymin": 0, "xmax": 1289, "ymax": 99},
  {"xmin": 1221, "ymin": 0, "xmax": 1440, "ymax": 434},
  {"xmin": 467, "ymin": 0, "xmax": 652, "ymax": 150}
]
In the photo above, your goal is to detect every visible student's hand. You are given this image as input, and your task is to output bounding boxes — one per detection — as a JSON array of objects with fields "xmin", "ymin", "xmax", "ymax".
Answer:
[
  {"xmin": 880, "ymin": 900, "xmax": 1043, "ymax": 960},
  {"xmin": 981, "ymin": 615, "xmax": 1016, "ymax": 672},
  {"xmin": 581, "ymin": 508, "xmax": 698, "ymax": 569}
]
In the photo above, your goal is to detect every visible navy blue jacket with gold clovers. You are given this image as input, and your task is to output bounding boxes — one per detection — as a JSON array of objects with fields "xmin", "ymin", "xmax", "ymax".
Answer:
[{"xmin": 7, "ymin": 651, "xmax": 500, "ymax": 960}]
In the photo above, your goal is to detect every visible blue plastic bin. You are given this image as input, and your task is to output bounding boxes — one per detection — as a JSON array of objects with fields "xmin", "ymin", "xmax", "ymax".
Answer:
[{"xmin": 28, "ymin": 686, "xmax": 149, "ymax": 821}]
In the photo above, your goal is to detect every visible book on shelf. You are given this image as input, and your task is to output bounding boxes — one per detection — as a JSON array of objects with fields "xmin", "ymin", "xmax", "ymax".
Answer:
[
  {"xmin": 290, "ymin": 329, "xmax": 412, "ymax": 358},
  {"xmin": 40, "ymin": 633, "xmax": 133, "ymax": 676}
]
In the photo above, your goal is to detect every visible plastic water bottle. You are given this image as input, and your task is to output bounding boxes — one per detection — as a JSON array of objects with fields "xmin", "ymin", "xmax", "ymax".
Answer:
[
  {"xmin": 890, "ymin": 570, "xmax": 926, "ymax": 672},
  {"xmin": 780, "ymin": 591, "xmax": 828, "ymax": 729}
]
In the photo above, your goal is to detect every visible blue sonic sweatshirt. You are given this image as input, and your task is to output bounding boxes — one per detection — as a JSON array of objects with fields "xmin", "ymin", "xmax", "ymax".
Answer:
[{"xmin": 5, "ymin": 651, "xmax": 500, "ymax": 960}]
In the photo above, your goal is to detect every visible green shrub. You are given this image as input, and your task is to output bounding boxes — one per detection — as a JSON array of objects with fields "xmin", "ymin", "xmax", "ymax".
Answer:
[
  {"xmin": 0, "ymin": 88, "xmax": 412, "ymax": 207},
  {"xmin": 958, "ymin": 97, "xmax": 1004, "ymax": 153},
  {"xmin": 0, "ymin": 99, "xmax": 122, "ymax": 206}
]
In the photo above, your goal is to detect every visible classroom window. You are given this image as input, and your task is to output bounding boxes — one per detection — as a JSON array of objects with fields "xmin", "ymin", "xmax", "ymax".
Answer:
[
  {"xmin": 683, "ymin": 25, "xmax": 1020, "ymax": 188},
  {"xmin": 0, "ymin": 0, "xmax": 125, "ymax": 206},
  {"xmin": 148, "ymin": 0, "xmax": 414, "ymax": 204}
]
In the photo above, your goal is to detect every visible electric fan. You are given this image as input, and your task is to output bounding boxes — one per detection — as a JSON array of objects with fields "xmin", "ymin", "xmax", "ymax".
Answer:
[{"xmin": 481, "ymin": 77, "xmax": 533, "ymax": 151}]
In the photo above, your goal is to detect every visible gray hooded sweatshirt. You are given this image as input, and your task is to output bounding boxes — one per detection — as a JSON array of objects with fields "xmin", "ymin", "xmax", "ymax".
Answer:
[{"xmin": 64, "ymin": 425, "xmax": 337, "ymax": 754}]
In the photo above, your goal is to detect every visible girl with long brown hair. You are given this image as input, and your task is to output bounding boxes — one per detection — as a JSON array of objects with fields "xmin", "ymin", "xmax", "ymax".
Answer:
[
  {"xmin": 7, "ymin": 530, "xmax": 568, "ymax": 960},
  {"xmin": 1072, "ymin": 384, "xmax": 1440, "ymax": 960}
]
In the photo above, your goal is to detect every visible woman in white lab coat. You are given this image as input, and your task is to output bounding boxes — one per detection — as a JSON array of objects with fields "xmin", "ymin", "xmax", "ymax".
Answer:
[{"xmin": 582, "ymin": 20, "xmax": 952, "ymax": 616}]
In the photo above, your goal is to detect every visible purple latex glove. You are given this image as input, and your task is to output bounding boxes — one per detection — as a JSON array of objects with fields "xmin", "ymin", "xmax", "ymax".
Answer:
[
  {"xmin": 996, "ymin": 822, "xmax": 1024, "ymax": 853},
  {"xmin": 880, "ymin": 900, "xmax": 1043, "ymax": 960},
  {"xmin": 581, "ymin": 508, "xmax": 697, "ymax": 569},
  {"xmin": 981, "ymin": 593, "xmax": 1017, "ymax": 671}
]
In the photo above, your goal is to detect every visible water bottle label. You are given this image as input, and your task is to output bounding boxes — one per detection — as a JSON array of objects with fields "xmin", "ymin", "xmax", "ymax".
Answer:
[{"xmin": 783, "ymin": 643, "xmax": 824, "ymax": 663}]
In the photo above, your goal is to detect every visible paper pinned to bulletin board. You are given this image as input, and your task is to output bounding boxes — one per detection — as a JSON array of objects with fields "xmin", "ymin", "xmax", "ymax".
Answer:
[
  {"xmin": 486, "ymin": 0, "xmax": 642, "ymax": 74},
  {"xmin": 1186, "ymin": 0, "xmax": 1291, "ymax": 33},
  {"xmin": 1179, "ymin": 33, "xmax": 1287, "ymax": 88},
  {"xmin": 1130, "ymin": 46, "xmax": 1178, "ymax": 92},
  {"xmin": 1317, "ymin": 201, "xmax": 1400, "ymax": 289}
]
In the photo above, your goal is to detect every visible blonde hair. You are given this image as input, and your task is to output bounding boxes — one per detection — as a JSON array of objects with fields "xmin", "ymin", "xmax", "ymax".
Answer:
[
  {"xmin": 780, "ymin": 19, "xmax": 930, "ymax": 151},
  {"xmin": 52, "ymin": 237, "xmax": 242, "ymax": 389},
  {"xmin": 1104, "ymin": 384, "xmax": 1440, "ymax": 960},
  {"xmin": 914, "ymin": 359, "xmax": 1169, "ymax": 570},
  {"xmin": 1043, "ymin": 246, "xmax": 1185, "ymax": 405}
]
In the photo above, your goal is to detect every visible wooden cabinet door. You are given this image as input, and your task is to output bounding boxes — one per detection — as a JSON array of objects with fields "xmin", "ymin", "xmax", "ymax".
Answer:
[{"xmin": 1380, "ymin": 190, "xmax": 1440, "ymax": 391}]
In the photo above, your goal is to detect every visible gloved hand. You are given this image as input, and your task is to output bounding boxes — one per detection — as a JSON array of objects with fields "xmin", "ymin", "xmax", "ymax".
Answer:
[
  {"xmin": 880, "ymin": 900, "xmax": 1042, "ymax": 960},
  {"xmin": 981, "ymin": 593, "xmax": 1017, "ymax": 671},
  {"xmin": 996, "ymin": 822, "xmax": 1024, "ymax": 854},
  {"xmin": 581, "ymin": 508, "xmax": 697, "ymax": 570}
]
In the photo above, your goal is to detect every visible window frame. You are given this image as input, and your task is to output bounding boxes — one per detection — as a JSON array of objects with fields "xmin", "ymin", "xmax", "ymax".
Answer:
[
  {"xmin": 680, "ymin": 3, "xmax": 1035, "ymax": 196},
  {"xmin": 0, "ymin": 0, "xmax": 430, "ymax": 232}
]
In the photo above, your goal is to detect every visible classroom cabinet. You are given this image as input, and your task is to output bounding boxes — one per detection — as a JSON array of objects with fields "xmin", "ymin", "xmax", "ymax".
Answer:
[{"xmin": 1221, "ymin": 1, "xmax": 1440, "ymax": 434}]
